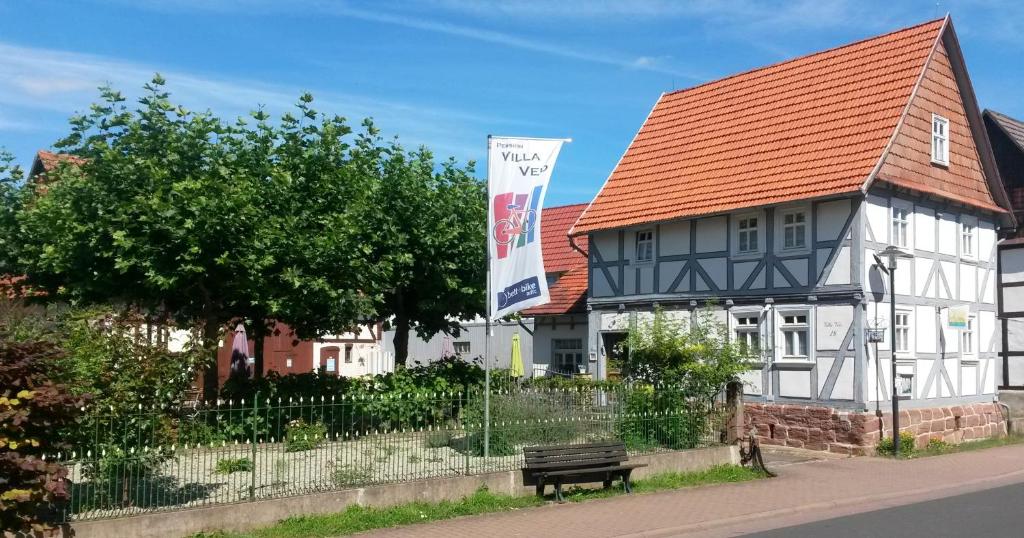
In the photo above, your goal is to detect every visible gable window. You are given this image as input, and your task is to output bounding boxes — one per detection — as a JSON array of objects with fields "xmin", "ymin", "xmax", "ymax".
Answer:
[
  {"xmin": 635, "ymin": 230, "xmax": 654, "ymax": 263},
  {"xmin": 737, "ymin": 216, "xmax": 759, "ymax": 253},
  {"xmin": 780, "ymin": 312, "xmax": 809, "ymax": 359},
  {"xmin": 733, "ymin": 314, "xmax": 760, "ymax": 357},
  {"xmin": 961, "ymin": 221, "xmax": 975, "ymax": 258},
  {"xmin": 931, "ymin": 114, "xmax": 949, "ymax": 166},
  {"xmin": 782, "ymin": 211, "xmax": 807, "ymax": 250},
  {"xmin": 891, "ymin": 206, "xmax": 910, "ymax": 248},
  {"xmin": 962, "ymin": 316, "xmax": 975, "ymax": 356},
  {"xmin": 894, "ymin": 311, "xmax": 911, "ymax": 353},
  {"xmin": 344, "ymin": 344, "xmax": 353, "ymax": 364}
]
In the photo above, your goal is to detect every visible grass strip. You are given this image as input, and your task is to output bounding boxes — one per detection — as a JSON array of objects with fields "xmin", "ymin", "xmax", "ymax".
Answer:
[
  {"xmin": 194, "ymin": 465, "xmax": 766, "ymax": 538},
  {"xmin": 906, "ymin": 433, "xmax": 1024, "ymax": 459}
]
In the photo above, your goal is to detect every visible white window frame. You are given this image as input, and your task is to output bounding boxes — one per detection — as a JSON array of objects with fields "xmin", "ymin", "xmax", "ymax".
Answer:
[
  {"xmin": 454, "ymin": 341, "xmax": 471, "ymax": 355},
  {"xmin": 775, "ymin": 307, "xmax": 813, "ymax": 362},
  {"xmin": 890, "ymin": 201, "xmax": 912, "ymax": 249},
  {"xmin": 931, "ymin": 114, "xmax": 949, "ymax": 166},
  {"xmin": 893, "ymin": 309, "xmax": 912, "ymax": 355},
  {"xmin": 961, "ymin": 315, "xmax": 976, "ymax": 358},
  {"xmin": 731, "ymin": 309, "xmax": 763, "ymax": 361},
  {"xmin": 735, "ymin": 213, "xmax": 762, "ymax": 256},
  {"xmin": 960, "ymin": 217, "xmax": 977, "ymax": 260},
  {"xmin": 635, "ymin": 229, "xmax": 654, "ymax": 264},
  {"xmin": 780, "ymin": 209, "xmax": 809, "ymax": 251}
]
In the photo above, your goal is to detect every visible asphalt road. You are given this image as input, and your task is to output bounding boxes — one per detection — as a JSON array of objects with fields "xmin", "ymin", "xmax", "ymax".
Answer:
[{"xmin": 748, "ymin": 481, "xmax": 1024, "ymax": 538}]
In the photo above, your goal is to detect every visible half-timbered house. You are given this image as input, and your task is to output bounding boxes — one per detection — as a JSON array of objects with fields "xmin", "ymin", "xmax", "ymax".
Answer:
[{"xmin": 570, "ymin": 16, "xmax": 1013, "ymax": 452}]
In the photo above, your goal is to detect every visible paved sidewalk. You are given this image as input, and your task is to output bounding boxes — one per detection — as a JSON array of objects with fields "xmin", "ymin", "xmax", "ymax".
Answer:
[{"xmin": 359, "ymin": 444, "xmax": 1024, "ymax": 538}]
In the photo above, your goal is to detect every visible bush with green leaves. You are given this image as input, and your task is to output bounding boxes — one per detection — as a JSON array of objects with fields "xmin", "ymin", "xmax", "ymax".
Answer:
[
  {"xmin": 460, "ymin": 391, "xmax": 586, "ymax": 456},
  {"xmin": 285, "ymin": 420, "xmax": 327, "ymax": 452},
  {"xmin": 876, "ymin": 431, "xmax": 917, "ymax": 456},
  {"xmin": 214, "ymin": 457, "xmax": 253, "ymax": 475},
  {"xmin": 614, "ymin": 385, "xmax": 722, "ymax": 451},
  {"xmin": 0, "ymin": 340, "xmax": 88, "ymax": 533}
]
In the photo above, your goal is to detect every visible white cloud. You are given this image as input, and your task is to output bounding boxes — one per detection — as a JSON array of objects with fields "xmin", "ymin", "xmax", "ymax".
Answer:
[
  {"xmin": 0, "ymin": 41, "xmax": 529, "ymax": 161},
  {"xmin": 103, "ymin": 0, "xmax": 706, "ymax": 81}
]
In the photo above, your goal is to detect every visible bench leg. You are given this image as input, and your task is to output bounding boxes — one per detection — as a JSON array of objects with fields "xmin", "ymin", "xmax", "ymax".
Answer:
[
  {"xmin": 535, "ymin": 479, "xmax": 545, "ymax": 498},
  {"xmin": 623, "ymin": 470, "xmax": 633, "ymax": 494},
  {"xmin": 603, "ymin": 478, "xmax": 613, "ymax": 490},
  {"xmin": 554, "ymin": 478, "xmax": 564, "ymax": 503}
]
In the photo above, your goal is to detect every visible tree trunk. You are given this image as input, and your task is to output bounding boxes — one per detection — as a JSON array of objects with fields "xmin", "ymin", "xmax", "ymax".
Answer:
[
  {"xmin": 393, "ymin": 313, "xmax": 410, "ymax": 368},
  {"xmin": 201, "ymin": 317, "xmax": 221, "ymax": 402},
  {"xmin": 252, "ymin": 319, "xmax": 266, "ymax": 379}
]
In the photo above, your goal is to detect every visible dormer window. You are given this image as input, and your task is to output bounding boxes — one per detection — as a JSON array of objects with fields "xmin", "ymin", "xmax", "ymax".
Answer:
[{"xmin": 931, "ymin": 114, "xmax": 949, "ymax": 166}]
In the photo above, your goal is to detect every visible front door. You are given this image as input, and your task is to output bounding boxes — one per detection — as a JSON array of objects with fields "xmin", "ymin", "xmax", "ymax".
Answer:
[
  {"xmin": 319, "ymin": 346, "xmax": 340, "ymax": 375},
  {"xmin": 602, "ymin": 332, "xmax": 628, "ymax": 380}
]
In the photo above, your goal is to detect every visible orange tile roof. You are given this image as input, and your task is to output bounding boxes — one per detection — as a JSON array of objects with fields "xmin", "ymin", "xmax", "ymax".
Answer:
[
  {"xmin": 540, "ymin": 203, "xmax": 588, "ymax": 274},
  {"xmin": 523, "ymin": 265, "xmax": 588, "ymax": 316},
  {"xmin": 36, "ymin": 150, "xmax": 86, "ymax": 172},
  {"xmin": 573, "ymin": 17, "xmax": 969, "ymax": 235}
]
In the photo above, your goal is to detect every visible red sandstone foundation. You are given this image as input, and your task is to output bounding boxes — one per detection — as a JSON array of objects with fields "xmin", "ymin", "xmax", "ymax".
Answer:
[{"xmin": 746, "ymin": 402, "xmax": 1007, "ymax": 455}]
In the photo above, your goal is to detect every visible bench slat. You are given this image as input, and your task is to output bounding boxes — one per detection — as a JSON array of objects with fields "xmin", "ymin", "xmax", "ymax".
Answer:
[
  {"xmin": 525, "ymin": 451, "xmax": 627, "ymax": 465},
  {"xmin": 524, "ymin": 455, "xmax": 627, "ymax": 470},
  {"xmin": 524, "ymin": 441, "xmax": 623, "ymax": 453},
  {"xmin": 536, "ymin": 463, "xmax": 646, "ymax": 477}
]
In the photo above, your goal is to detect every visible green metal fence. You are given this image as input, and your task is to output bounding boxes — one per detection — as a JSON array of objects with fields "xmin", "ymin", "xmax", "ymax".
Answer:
[{"xmin": 52, "ymin": 385, "xmax": 729, "ymax": 522}]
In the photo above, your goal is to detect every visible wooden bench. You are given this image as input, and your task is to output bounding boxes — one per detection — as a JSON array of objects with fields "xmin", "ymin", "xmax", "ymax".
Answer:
[{"xmin": 521, "ymin": 441, "xmax": 647, "ymax": 502}]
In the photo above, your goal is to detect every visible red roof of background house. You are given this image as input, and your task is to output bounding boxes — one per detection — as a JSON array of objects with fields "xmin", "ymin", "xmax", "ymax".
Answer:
[
  {"xmin": 540, "ymin": 203, "xmax": 588, "ymax": 274},
  {"xmin": 523, "ymin": 265, "xmax": 588, "ymax": 316},
  {"xmin": 522, "ymin": 203, "xmax": 590, "ymax": 316},
  {"xmin": 36, "ymin": 150, "xmax": 87, "ymax": 171},
  {"xmin": 572, "ymin": 16, "xmax": 1004, "ymax": 235}
]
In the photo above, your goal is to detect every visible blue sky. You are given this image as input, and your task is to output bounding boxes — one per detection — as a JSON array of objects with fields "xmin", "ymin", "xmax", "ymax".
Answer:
[{"xmin": 2, "ymin": 0, "xmax": 1022, "ymax": 205}]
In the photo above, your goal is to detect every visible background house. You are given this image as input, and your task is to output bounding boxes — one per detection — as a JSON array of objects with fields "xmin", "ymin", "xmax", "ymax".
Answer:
[{"xmin": 570, "ymin": 16, "xmax": 1011, "ymax": 451}]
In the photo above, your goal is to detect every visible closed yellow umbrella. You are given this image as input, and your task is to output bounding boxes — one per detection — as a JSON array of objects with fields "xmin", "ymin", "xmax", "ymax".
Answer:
[{"xmin": 510, "ymin": 333, "xmax": 525, "ymax": 378}]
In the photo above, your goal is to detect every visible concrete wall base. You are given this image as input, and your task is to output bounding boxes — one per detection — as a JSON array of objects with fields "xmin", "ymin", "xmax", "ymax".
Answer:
[
  {"xmin": 747, "ymin": 402, "xmax": 1007, "ymax": 455},
  {"xmin": 69, "ymin": 445, "xmax": 738, "ymax": 538}
]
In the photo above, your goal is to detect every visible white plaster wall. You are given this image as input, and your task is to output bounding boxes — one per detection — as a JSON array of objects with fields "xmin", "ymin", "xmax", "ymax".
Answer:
[
  {"xmin": 816, "ymin": 199, "xmax": 851, "ymax": 241},
  {"xmin": 937, "ymin": 213, "xmax": 958, "ymax": 257},
  {"xmin": 659, "ymin": 221, "xmax": 690, "ymax": 256},
  {"xmin": 816, "ymin": 305, "xmax": 852, "ymax": 351},
  {"xmin": 778, "ymin": 370, "xmax": 811, "ymax": 398},
  {"xmin": 695, "ymin": 216, "xmax": 728, "ymax": 253},
  {"xmin": 593, "ymin": 232, "xmax": 619, "ymax": 261},
  {"xmin": 916, "ymin": 305, "xmax": 937, "ymax": 354},
  {"xmin": 865, "ymin": 194, "xmax": 888, "ymax": 243},
  {"xmin": 824, "ymin": 247, "xmax": 851, "ymax": 285},
  {"xmin": 915, "ymin": 206, "xmax": 936, "ymax": 252}
]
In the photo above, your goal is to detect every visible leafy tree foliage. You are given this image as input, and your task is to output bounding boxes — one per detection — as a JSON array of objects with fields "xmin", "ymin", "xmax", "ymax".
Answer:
[
  {"xmin": 0, "ymin": 340, "xmax": 87, "ymax": 532},
  {"xmin": 6, "ymin": 77, "xmax": 386, "ymax": 381},
  {"xmin": 0, "ymin": 150, "xmax": 24, "ymax": 279},
  {"xmin": 358, "ymin": 142, "xmax": 486, "ymax": 366}
]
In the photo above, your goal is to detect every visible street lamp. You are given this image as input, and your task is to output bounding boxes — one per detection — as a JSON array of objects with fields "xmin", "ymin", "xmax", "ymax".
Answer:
[{"xmin": 873, "ymin": 245, "xmax": 913, "ymax": 457}]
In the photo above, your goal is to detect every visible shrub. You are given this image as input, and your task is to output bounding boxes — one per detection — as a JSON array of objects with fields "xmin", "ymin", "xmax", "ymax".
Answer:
[
  {"xmin": 332, "ymin": 463, "xmax": 373, "ymax": 487},
  {"xmin": 876, "ymin": 431, "xmax": 916, "ymax": 456},
  {"xmin": 925, "ymin": 437, "xmax": 949, "ymax": 453},
  {"xmin": 0, "ymin": 340, "xmax": 88, "ymax": 533},
  {"xmin": 285, "ymin": 420, "xmax": 327, "ymax": 452},
  {"xmin": 214, "ymin": 457, "xmax": 253, "ymax": 475},
  {"xmin": 614, "ymin": 385, "xmax": 718, "ymax": 451},
  {"xmin": 460, "ymin": 391, "xmax": 586, "ymax": 456},
  {"xmin": 423, "ymin": 430, "xmax": 453, "ymax": 449}
]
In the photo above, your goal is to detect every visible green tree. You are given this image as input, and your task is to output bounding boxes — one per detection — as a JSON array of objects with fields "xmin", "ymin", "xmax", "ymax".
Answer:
[
  {"xmin": 5, "ymin": 77, "xmax": 384, "ymax": 389},
  {"xmin": 359, "ymin": 142, "xmax": 486, "ymax": 366},
  {"xmin": 0, "ymin": 150, "xmax": 25, "ymax": 280}
]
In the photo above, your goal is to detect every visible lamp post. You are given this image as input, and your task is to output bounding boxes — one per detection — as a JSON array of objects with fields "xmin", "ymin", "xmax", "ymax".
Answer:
[{"xmin": 875, "ymin": 246, "xmax": 912, "ymax": 457}]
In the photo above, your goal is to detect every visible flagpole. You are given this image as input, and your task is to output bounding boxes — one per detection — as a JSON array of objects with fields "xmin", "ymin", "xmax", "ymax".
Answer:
[{"xmin": 484, "ymin": 134, "xmax": 492, "ymax": 459}]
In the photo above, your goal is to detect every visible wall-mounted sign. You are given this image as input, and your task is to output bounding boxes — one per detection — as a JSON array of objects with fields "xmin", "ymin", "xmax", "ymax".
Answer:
[{"xmin": 948, "ymin": 305, "xmax": 969, "ymax": 329}]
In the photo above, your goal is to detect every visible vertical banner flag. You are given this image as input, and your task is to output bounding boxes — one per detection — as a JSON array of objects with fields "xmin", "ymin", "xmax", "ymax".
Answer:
[{"xmin": 488, "ymin": 136, "xmax": 565, "ymax": 319}]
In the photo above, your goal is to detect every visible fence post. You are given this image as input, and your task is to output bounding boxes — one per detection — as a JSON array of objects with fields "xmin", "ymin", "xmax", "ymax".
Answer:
[
  {"xmin": 463, "ymin": 390, "xmax": 470, "ymax": 476},
  {"xmin": 250, "ymin": 391, "xmax": 259, "ymax": 502},
  {"xmin": 726, "ymin": 381, "xmax": 744, "ymax": 444}
]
